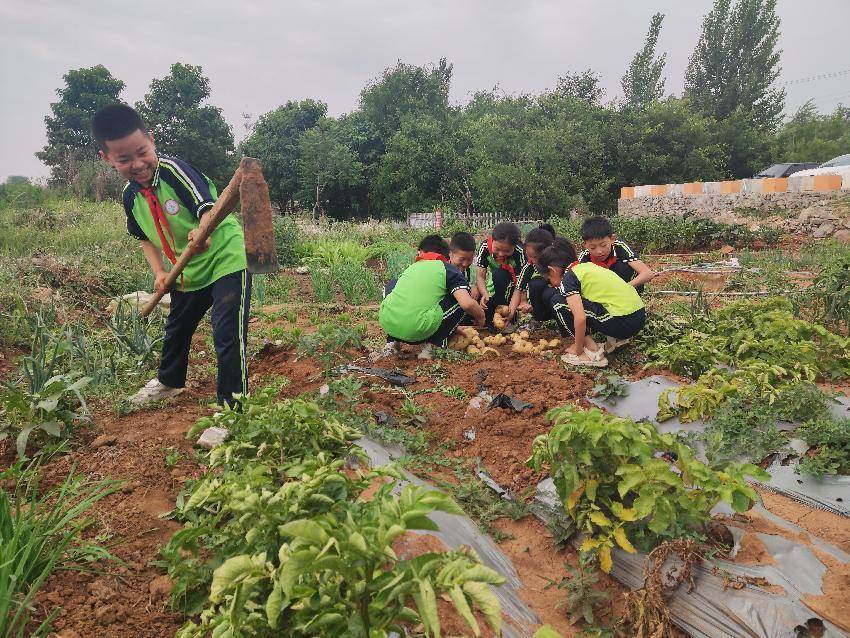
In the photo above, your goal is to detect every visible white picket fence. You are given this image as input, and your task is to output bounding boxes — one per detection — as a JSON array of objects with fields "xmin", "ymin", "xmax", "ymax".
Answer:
[{"xmin": 406, "ymin": 210, "xmax": 542, "ymax": 230}]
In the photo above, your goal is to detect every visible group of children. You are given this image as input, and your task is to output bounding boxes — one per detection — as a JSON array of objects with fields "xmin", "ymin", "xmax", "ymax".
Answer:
[
  {"xmin": 91, "ymin": 99, "xmax": 656, "ymax": 412},
  {"xmin": 378, "ymin": 217, "xmax": 655, "ymax": 367}
]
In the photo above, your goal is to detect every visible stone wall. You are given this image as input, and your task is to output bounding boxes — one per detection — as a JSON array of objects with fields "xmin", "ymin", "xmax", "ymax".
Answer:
[{"xmin": 617, "ymin": 189, "xmax": 850, "ymax": 241}]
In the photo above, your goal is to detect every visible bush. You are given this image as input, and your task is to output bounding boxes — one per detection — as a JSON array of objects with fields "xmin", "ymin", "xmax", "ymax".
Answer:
[
  {"xmin": 0, "ymin": 178, "xmax": 48, "ymax": 210},
  {"xmin": 272, "ymin": 214, "xmax": 300, "ymax": 266},
  {"xmin": 527, "ymin": 407, "xmax": 767, "ymax": 572}
]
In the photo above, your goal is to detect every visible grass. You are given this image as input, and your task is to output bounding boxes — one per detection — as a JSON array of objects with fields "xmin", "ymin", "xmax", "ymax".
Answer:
[{"xmin": 0, "ymin": 466, "xmax": 117, "ymax": 637}]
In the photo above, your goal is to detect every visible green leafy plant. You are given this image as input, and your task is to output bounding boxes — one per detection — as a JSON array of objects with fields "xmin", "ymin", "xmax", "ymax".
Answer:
[
  {"xmin": 804, "ymin": 252, "xmax": 850, "ymax": 332},
  {"xmin": 527, "ymin": 407, "xmax": 768, "ymax": 572},
  {"xmin": 1, "ymin": 374, "xmax": 91, "ymax": 457},
  {"xmin": 797, "ymin": 415, "xmax": 850, "ymax": 476},
  {"xmin": 590, "ymin": 374, "xmax": 629, "ymax": 404},
  {"xmin": 696, "ymin": 395, "xmax": 789, "ymax": 466},
  {"xmin": 543, "ymin": 554, "xmax": 610, "ymax": 629},
  {"xmin": 398, "ymin": 397, "xmax": 429, "ymax": 428},
  {"xmin": 771, "ymin": 380, "xmax": 832, "ymax": 422}
]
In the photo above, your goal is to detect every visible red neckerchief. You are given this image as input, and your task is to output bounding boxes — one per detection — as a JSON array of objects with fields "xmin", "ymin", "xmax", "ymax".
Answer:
[
  {"xmin": 141, "ymin": 186, "xmax": 184, "ymax": 290},
  {"xmin": 486, "ymin": 236, "xmax": 517, "ymax": 283},
  {"xmin": 589, "ymin": 249, "xmax": 617, "ymax": 269},
  {"xmin": 415, "ymin": 252, "xmax": 448, "ymax": 262}
]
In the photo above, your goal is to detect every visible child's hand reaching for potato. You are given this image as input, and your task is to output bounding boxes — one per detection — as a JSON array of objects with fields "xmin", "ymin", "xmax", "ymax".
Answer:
[{"xmin": 518, "ymin": 302, "xmax": 532, "ymax": 313}]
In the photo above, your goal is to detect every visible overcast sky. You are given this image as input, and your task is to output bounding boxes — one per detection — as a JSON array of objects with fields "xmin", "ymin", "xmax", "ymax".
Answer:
[{"xmin": 2, "ymin": 0, "xmax": 849, "ymax": 182}]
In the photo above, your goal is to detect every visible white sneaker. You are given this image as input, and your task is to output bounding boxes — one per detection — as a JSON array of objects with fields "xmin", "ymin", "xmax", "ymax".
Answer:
[
  {"xmin": 369, "ymin": 341, "xmax": 399, "ymax": 362},
  {"xmin": 417, "ymin": 343, "xmax": 434, "ymax": 360},
  {"xmin": 129, "ymin": 378, "xmax": 184, "ymax": 405}
]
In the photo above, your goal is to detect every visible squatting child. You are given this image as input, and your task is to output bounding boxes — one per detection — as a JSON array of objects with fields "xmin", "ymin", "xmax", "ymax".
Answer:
[
  {"xmin": 474, "ymin": 222, "xmax": 526, "ymax": 331},
  {"xmin": 537, "ymin": 238, "xmax": 646, "ymax": 368},
  {"xmin": 514, "ymin": 223, "xmax": 559, "ymax": 330},
  {"xmin": 449, "ymin": 231, "xmax": 480, "ymax": 300},
  {"xmin": 578, "ymin": 215, "xmax": 655, "ymax": 294},
  {"xmin": 377, "ymin": 235, "xmax": 485, "ymax": 360},
  {"xmin": 92, "ymin": 103, "xmax": 251, "ymax": 408}
]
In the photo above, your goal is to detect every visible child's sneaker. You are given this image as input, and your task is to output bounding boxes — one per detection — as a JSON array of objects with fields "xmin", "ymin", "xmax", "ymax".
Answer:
[
  {"xmin": 369, "ymin": 341, "xmax": 399, "ymax": 361},
  {"xmin": 417, "ymin": 343, "xmax": 434, "ymax": 360},
  {"xmin": 129, "ymin": 378, "xmax": 183, "ymax": 405}
]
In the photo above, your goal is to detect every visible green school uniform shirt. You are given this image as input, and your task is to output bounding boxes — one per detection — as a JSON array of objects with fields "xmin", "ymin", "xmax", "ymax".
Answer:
[
  {"xmin": 379, "ymin": 260, "xmax": 469, "ymax": 342},
  {"xmin": 123, "ymin": 154, "xmax": 246, "ymax": 292},
  {"xmin": 559, "ymin": 262, "xmax": 644, "ymax": 316}
]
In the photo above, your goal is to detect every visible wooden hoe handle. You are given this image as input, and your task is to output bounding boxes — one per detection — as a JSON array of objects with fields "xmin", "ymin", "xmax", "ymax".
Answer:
[{"xmin": 139, "ymin": 164, "xmax": 244, "ymax": 318}]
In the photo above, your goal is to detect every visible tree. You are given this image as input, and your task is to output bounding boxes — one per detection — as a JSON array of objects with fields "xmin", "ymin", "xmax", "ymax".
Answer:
[
  {"xmin": 37, "ymin": 65, "xmax": 125, "ymax": 182},
  {"xmin": 772, "ymin": 101, "xmax": 850, "ymax": 163},
  {"xmin": 297, "ymin": 120, "xmax": 364, "ymax": 220},
  {"xmin": 359, "ymin": 59, "xmax": 453, "ymax": 165},
  {"xmin": 621, "ymin": 13, "xmax": 667, "ymax": 107},
  {"xmin": 372, "ymin": 113, "xmax": 470, "ymax": 218},
  {"xmin": 553, "ymin": 70, "xmax": 605, "ymax": 105},
  {"xmin": 136, "ymin": 63, "xmax": 235, "ymax": 186},
  {"xmin": 241, "ymin": 100, "xmax": 327, "ymax": 211},
  {"xmin": 685, "ymin": 0, "xmax": 785, "ymax": 130}
]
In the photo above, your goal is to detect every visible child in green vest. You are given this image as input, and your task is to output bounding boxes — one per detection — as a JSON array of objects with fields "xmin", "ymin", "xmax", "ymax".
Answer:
[
  {"xmin": 377, "ymin": 235, "xmax": 485, "ymax": 360},
  {"xmin": 474, "ymin": 222, "xmax": 526, "ymax": 331},
  {"xmin": 536, "ymin": 238, "xmax": 646, "ymax": 368},
  {"xmin": 92, "ymin": 103, "xmax": 250, "ymax": 408}
]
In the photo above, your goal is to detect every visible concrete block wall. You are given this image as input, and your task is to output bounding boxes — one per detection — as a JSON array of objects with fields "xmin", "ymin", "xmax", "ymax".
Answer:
[{"xmin": 621, "ymin": 173, "xmax": 850, "ymax": 201}]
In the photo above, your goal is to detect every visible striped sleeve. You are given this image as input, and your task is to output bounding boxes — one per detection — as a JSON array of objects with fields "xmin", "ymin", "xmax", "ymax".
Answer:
[
  {"xmin": 445, "ymin": 264, "xmax": 470, "ymax": 294},
  {"xmin": 615, "ymin": 241, "xmax": 639, "ymax": 262},
  {"xmin": 158, "ymin": 155, "xmax": 216, "ymax": 218},
  {"xmin": 577, "ymin": 248, "xmax": 591, "ymax": 263},
  {"xmin": 517, "ymin": 263, "xmax": 534, "ymax": 292},
  {"xmin": 514, "ymin": 244, "xmax": 527, "ymax": 269},
  {"xmin": 474, "ymin": 239, "xmax": 489, "ymax": 268},
  {"xmin": 122, "ymin": 184, "xmax": 146, "ymax": 240},
  {"xmin": 558, "ymin": 270, "xmax": 581, "ymax": 297}
]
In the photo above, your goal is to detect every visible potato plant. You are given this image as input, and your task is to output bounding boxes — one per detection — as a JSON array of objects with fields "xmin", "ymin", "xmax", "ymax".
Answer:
[
  {"xmin": 166, "ymin": 390, "xmax": 507, "ymax": 637},
  {"xmin": 527, "ymin": 407, "xmax": 768, "ymax": 572}
]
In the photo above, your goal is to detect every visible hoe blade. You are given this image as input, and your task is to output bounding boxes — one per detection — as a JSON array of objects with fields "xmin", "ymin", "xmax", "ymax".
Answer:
[{"xmin": 239, "ymin": 157, "xmax": 279, "ymax": 274}]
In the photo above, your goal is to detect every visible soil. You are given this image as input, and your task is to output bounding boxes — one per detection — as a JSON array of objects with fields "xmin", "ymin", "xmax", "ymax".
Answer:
[
  {"xmin": 27, "ymin": 388, "xmax": 210, "ymax": 637},
  {"xmin": 6, "ymin": 245, "xmax": 849, "ymax": 637},
  {"xmin": 717, "ymin": 507, "xmax": 850, "ymax": 632}
]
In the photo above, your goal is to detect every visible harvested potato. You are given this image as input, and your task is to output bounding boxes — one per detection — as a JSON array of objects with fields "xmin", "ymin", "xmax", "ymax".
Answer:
[
  {"xmin": 467, "ymin": 345, "xmax": 481, "ymax": 355},
  {"xmin": 448, "ymin": 334, "xmax": 469, "ymax": 350},
  {"xmin": 548, "ymin": 339, "xmax": 560, "ymax": 348},
  {"xmin": 493, "ymin": 314, "xmax": 506, "ymax": 330},
  {"xmin": 460, "ymin": 327, "xmax": 478, "ymax": 338},
  {"xmin": 480, "ymin": 346, "xmax": 500, "ymax": 356},
  {"xmin": 496, "ymin": 305, "xmax": 511, "ymax": 318},
  {"xmin": 519, "ymin": 330, "xmax": 529, "ymax": 339}
]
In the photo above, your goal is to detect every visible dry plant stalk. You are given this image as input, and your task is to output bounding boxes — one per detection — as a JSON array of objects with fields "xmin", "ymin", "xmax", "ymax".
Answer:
[{"xmin": 620, "ymin": 538, "xmax": 704, "ymax": 638}]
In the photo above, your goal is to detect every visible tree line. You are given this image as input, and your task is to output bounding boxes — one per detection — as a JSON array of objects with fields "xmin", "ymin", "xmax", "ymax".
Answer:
[{"xmin": 34, "ymin": 0, "xmax": 850, "ymax": 219}]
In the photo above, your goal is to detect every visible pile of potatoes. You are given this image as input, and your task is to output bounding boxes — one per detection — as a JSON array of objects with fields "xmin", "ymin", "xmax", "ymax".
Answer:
[
  {"xmin": 510, "ymin": 331, "xmax": 560, "ymax": 355},
  {"xmin": 492, "ymin": 305, "xmax": 511, "ymax": 331},
  {"xmin": 448, "ymin": 325, "xmax": 558, "ymax": 357},
  {"xmin": 448, "ymin": 326, "xmax": 500, "ymax": 356}
]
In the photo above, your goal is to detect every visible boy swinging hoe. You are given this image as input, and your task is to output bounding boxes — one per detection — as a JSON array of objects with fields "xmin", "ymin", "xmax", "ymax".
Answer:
[{"xmin": 93, "ymin": 103, "xmax": 278, "ymax": 409}]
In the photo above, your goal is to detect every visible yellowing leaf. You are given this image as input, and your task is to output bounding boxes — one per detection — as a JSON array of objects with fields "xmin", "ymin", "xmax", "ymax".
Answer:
[
  {"xmin": 613, "ymin": 527, "xmax": 636, "ymax": 553},
  {"xmin": 588, "ymin": 511, "xmax": 612, "ymax": 528},
  {"xmin": 599, "ymin": 545, "xmax": 613, "ymax": 573},
  {"xmin": 616, "ymin": 507, "xmax": 638, "ymax": 521},
  {"xmin": 566, "ymin": 482, "xmax": 586, "ymax": 510},
  {"xmin": 585, "ymin": 479, "xmax": 598, "ymax": 502},
  {"xmin": 580, "ymin": 537, "xmax": 599, "ymax": 553}
]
